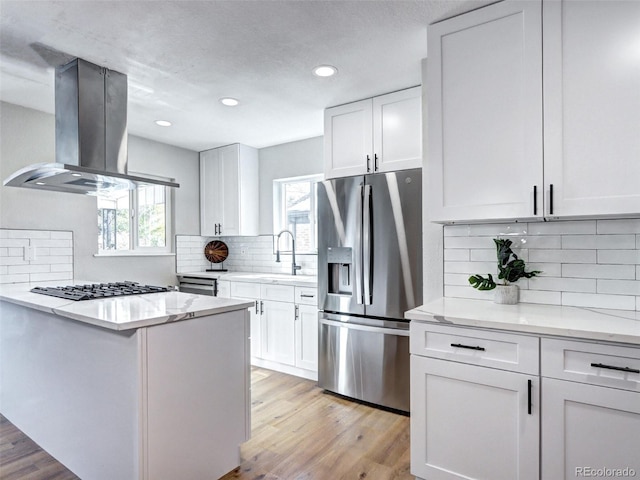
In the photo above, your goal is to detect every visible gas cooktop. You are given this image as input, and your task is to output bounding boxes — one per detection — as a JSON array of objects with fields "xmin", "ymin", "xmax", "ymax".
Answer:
[{"xmin": 31, "ymin": 281, "xmax": 171, "ymax": 301}]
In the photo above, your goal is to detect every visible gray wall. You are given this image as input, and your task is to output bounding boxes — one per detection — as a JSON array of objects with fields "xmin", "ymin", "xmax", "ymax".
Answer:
[
  {"xmin": 257, "ymin": 136, "xmax": 324, "ymax": 234},
  {"xmin": 0, "ymin": 102, "xmax": 199, "ymax": 286}
]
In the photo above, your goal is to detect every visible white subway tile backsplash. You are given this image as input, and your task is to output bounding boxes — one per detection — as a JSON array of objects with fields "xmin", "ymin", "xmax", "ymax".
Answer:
[
  {"xmin": 444, "ymin": 261, "xmax": 497, "ymax": 275},
  {"xmin": 444, "ymin": 273, "xmax": 472, "ymax": 286},
  {"xmin": 444, "ymin": 285, "xmax": 492, "ymax": 301},
  {"xmin": 522, "ymin": 236, "xmax": 562, "ymax": 249},
  {"xmin": 443, "ymin": 219, "xmax": 640, "ymax": 310},
  {"xmin": 562, "ymin": 292, "xmax": 636, "ymax": 311},
  {"xmin": 529, "ymin": 220, "xmax": 596, "ymax": 235},
  {"xmin": 529, "ymin": 276, "xmax": 596, "ymax": 293},
  {"xmin": 597, "ymin": 219, "xmax": 640, "ymax": 234},
  {"xmin": 465, "ymin": 223, "xmax": 525, "ymax": 237},
  {"xmin": 597, "ymin": 279, "xmax": 640, "ymax": 296},
  {"xmin": 519, "ymin": 289, "xmax": 562, "ymax": 305},
  {"xmin": 529, "ymin": 249, "xmax": 596, "ymax": 264},
  {"xmin": 527, "ymin": 263, "xmax": 562, "ymax": 277},
  {"xmin": 0, "ymin": 229, "xmax": 73, "ymax": 284},
  {"xmin": 597, "ymin": 250, "xmax": 640, "ymax": 264},
  {"xmin": 562, "ymin": 263, "xmax": 635, "ymax": 280},
  {"xmin": 445, "ymin": 236, "xmax": 496, "ymax": 249}
]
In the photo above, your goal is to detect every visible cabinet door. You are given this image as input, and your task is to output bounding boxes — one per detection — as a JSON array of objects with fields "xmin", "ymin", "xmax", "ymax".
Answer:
[
  {"xmin": 543, "ymin": 1, "xmax": 640, "ymax": 218},
  {"xmin": 542, "ymin": 378, "xmax": 640, "ymax": 479},
  {"xmin": 295, "ymin": 305, "xmax": 318, "ymax": 372},
  {"xmin": 261, "ymin": 300, "xmax": 295, "ymax": 366},
  {"xmin": 427, "ymin": 0, "xmax": 543, "ymax": 223},
  {"xmin": 219, "ymin": 144, "xmax": 240, "ymax": 236},
  {"xmin": 411, "ymin": 356, "xmax": 539, "ymax": 480},
  {"xmin": 373, "ymin": 87, "xmax": 422, "ymax": 173},
  {"xmin": 324, "ymin": 99, "xmax": 373, "ymax": 179},
  {"xmin": 200, "ymin": 149, "xmax": 222, "ymax": 236}
]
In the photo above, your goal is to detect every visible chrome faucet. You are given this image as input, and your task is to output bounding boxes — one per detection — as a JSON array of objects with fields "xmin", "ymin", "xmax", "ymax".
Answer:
[{"xmin": 275, "ymin": 229, "xmax": 301, "ymax": 275}]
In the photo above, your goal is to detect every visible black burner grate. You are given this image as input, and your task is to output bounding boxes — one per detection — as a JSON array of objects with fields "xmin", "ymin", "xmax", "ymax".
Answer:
[{"xmin": 31, "ymin": 281, "xmax": 171, "ymax": 301}]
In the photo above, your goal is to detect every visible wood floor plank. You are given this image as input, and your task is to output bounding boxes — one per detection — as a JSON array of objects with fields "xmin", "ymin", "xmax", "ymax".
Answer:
[{"xmin": 1, "ymin": 367, "xmax": 413, "ymax": 480}]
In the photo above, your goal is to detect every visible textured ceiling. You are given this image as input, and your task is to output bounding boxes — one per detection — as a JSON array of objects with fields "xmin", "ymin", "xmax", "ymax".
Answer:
[{"xmin": 0, "ymin": 0, "xmax": 491, "ymax": 151}]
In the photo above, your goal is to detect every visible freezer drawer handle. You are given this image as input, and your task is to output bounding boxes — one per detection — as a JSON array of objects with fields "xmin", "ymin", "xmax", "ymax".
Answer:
[
  {"xmin": 320, "ymin": 318, "xmax": 409, "ymax": 336},
  {"xmin": 450, "ymin": 343, "xmax": 485, "ymax": 351},
  {"xmin": 590, "ymin": 363, "xmax": 639, "ymax": 374},
  {"xmin": 527, "ymin": 379, "xmax": 533, "ymax": 415}
]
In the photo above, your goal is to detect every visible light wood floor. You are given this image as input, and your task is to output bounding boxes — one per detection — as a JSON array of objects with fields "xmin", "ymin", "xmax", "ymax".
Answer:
[{"xmin": 1, "ymin": 367, "xmax": 412, "ymax": 480}]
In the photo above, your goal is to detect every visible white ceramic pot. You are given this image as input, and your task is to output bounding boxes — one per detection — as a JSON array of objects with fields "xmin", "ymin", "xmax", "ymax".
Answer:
[{"xmin": 494, "ymin": 284, "xmax": 518, "ymax": 305}]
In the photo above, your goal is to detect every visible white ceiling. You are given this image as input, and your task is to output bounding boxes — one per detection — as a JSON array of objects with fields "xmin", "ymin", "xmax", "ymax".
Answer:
[{"xmin": 0, "ymin": 0, "xmax": 490, "ymax": 152}]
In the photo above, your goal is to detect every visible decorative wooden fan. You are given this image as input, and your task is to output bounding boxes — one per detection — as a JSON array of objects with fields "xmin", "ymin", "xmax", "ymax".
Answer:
[{"xmin": 204, "ymin": 240, "xmax": 229, "ymax": 271}]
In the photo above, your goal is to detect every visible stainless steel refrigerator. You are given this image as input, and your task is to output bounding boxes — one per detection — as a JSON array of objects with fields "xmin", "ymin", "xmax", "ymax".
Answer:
[{"xmin": 317, "ymin": 168, "xmax": 422, "ymax": 413}]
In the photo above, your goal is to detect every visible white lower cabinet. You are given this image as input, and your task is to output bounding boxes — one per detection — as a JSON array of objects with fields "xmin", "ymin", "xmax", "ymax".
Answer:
[
  {"xmin": 261, "ymin": 299, "xmax": 296, "ymax": 365},
  {"xmin": 541, "ymin": 338, "xmax": 640, "ymax": 479},
  {"xmin": 411, "ymin": 322, "xmax": 640, "ymax": 480},
  {"xmin": 295, "ymin": 304, "xmax": 318, "ymax": 372},
  {"xmin": 410, "ymin": 323, "xmax": 539, "ymax": 480},
  {"xmin": 229, "ymin": 280, "xmax": 318, "ymax": 380}
]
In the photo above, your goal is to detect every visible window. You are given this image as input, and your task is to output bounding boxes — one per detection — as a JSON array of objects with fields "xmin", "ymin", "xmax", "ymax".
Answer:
[
  {"xmin": 273, "ymin": 174, "xmax": 323, "ymax": 254},
  {"xmin": 97, "ymin": 177, "xmax": 172, "ymax": 254}
]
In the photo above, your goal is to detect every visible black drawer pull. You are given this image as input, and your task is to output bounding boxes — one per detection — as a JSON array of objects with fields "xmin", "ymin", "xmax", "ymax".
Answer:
[
  {"xmin": 451, "ymin": 343, "xmax": 485, "ymax": 351},
  {"xmin": 590, "ymin": 363, "xmax": 639, "ymax": 374},
  {"xmin": 300, "ymin": 294, "xmax": 315, "ymax": 298}
]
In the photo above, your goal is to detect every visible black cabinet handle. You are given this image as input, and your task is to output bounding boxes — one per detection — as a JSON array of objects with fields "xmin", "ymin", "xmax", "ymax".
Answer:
[
  {"xmin": 374, "ymin": 153, "xmax": 379, "ymax": 172},
  {"xmin": 300, "ymin": 294, "xmax": 315, "ymax": 298},
  {"xmin": 260, "ymin": 301, "xmax": 264, "ymax": 315},
  {"xmin": 533, "ymin": 185, "xmax": 537, "ymax": 215},
  {"xmin": 527, "ymin": 379, "xmax": 532, "ymax": 415},
  {"xmin": 366, "ymin": 155, "xmax": 371, "ymax": 172},
  {"xmin": 549, "ymin": 184, "xmax": 554, "ymax": 215},
  {"xmin": 591, "ymin": 363, "xmax": 640, "ymax": 374},
  {"xmin": 218, "ymin": 223, "xmax": 222, "ymax": 235},
  {"xmin": 450, "ymin": 343, "xmax": 485, "ymax": 351},
  {"xmin": 255, "ymin": 300, "xmax": 259, "ymax": 315}
]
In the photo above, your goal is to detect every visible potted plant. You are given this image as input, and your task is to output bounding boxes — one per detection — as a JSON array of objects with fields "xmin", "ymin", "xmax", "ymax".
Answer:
[{"xmin": 468, "ymin": 238, "xmax": 541, "ymax": 304}]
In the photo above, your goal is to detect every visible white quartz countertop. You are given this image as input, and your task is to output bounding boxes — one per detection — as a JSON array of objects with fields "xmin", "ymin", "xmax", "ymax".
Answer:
[
  {"xmin": 178, "ymin": 271, "xmax": 318, "ymax": 287},
  {"xmin": 0, "ymin": 281, "xmax": 254, "ymax": 331},
  {"xmin": 405, "ymin": 297, "xmax": 640, "ymax": 346}
]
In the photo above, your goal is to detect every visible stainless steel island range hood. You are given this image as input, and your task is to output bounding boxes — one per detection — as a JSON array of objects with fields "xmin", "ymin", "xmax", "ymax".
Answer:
[{"xmin": 3, "ymin": 58, "xmax": 179, "ymax": 194}]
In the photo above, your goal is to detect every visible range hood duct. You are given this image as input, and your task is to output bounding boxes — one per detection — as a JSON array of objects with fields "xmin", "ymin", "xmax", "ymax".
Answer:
[{"xmin": 3, "ymin": 58, "xmax": 179, "ymax": 194}]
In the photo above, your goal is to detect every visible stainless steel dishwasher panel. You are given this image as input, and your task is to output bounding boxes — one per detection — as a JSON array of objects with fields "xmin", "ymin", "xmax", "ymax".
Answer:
[{"xmin": 318, "ymin": 312, "xmax": 410, "ymax": 413}]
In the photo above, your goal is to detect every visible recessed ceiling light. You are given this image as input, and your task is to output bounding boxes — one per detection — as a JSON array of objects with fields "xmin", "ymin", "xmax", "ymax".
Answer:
[
  {"xmin": 220, "ymin": 97, "xmax": 239, "ymax": 107},
  {"xmin": 155, "ymin": 120, "xmax": 172, "ymax": 127},
  {"xmin": 71, "ymin": 173, "xmax": 82, "ymax": 177},
  {"xmin": 35, "ymin": 181, "xmax": 46, "ymax": 185},
  {"xmin": 313, "ymin": 65, "xmax": 338, "ymax": 77}
]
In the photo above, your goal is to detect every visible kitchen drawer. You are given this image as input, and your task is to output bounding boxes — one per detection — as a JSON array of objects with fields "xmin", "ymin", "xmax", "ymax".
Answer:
[
  {"xmin": 410, "ymin": 322, "xmax": 539, "ymax": 375},
  {"xmin": 542, "ymin": 338, "xmax": 640, "ymax": 392},
  {"xmin": 230, "ymin": 281, "xmax": 261, "ymax": 299},
  {"xmin": 217, "ymin": 280, "xmax": 230, "ymax": 298},
  {"xmin": 295, "ymin": 287, "xmax": 317, "ymax": 306},
  {"xmin": 260, "ymin": 283, "xmax": 294, "ymax": 303}
]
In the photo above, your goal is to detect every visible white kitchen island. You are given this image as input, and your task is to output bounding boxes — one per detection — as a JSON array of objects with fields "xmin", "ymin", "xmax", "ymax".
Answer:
[{"xmin": 0, "ymin": 281, "xmax": 254, "ymax": 480}]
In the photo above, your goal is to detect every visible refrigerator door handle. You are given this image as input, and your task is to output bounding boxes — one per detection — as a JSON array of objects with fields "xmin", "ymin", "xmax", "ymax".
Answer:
[
  {"xmin": 363, "ymin": 184, "xmax": 373, "ymax": 305},
  {"xmin": 355, "ymin": 184, "xmax": 364, "ymax": 304}
]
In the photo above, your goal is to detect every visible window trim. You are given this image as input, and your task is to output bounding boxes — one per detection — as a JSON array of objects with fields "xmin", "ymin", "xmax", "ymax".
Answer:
[
  {"xmin": 97, "ymin": 172, "xmax": 174, "ymax": 254},
  {"xmin": 273, "ymin": 174, "xmax": 323, "ymax": 255}
]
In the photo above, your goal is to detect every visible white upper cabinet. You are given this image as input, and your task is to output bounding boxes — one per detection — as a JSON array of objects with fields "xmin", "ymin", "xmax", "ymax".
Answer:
[
  {"xmin": 428, "ymin": 0, "xmax": 543, "ymax": 223},
  {"xmin": 429, "ymin": 0, "xmax": 640, "ymax": 223},
  {"xmin": 324, "ymin": 99, "xmax": 373, "ymax": 178},
  {"xmin": 324, "ymin": 86, "xmax": 422, "ymax": 179},
  {"xmin": 543, "ymin": 0, "xmax": 640, "ymax": 218},
  {"xmin": 200, "ymin": 143, "xmax": 259, "ymax": 237}
]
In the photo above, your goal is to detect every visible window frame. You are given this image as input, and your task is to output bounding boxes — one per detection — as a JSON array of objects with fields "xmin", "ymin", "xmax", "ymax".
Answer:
[
  {"xmin": 97, "ymin": 172, "xmax": 174, "ymax": 255},
  {"xmin": 272, "ymin": 174, "xmax": 323, "ymax": 255}
]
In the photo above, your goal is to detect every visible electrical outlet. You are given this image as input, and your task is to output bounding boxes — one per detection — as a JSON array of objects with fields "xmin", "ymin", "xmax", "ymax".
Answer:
[{"xmin": 240, "ymin": 245, "xmax": 248, "ymax": 256}]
